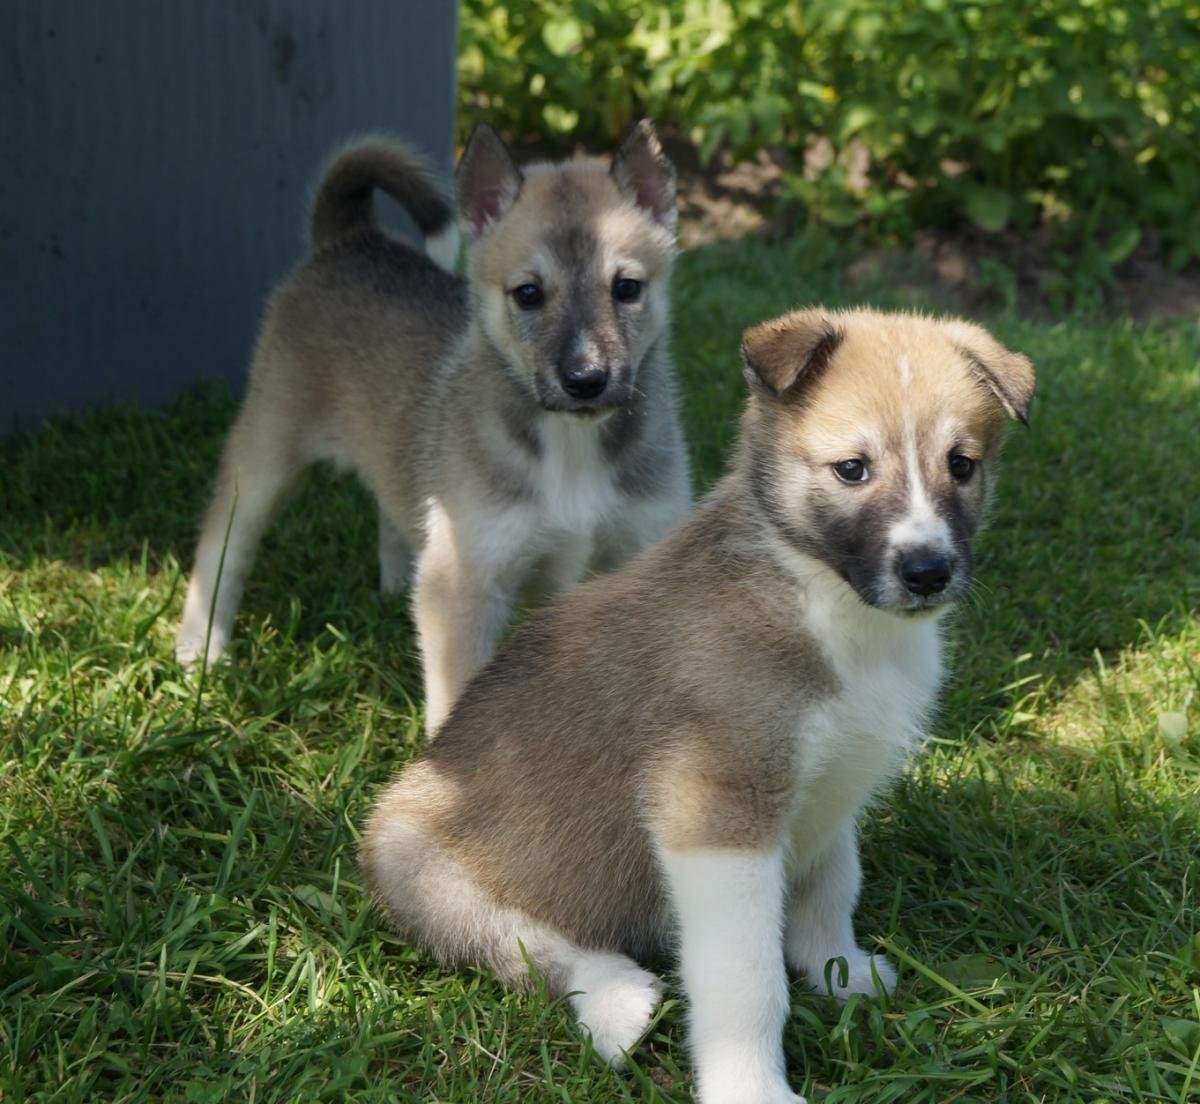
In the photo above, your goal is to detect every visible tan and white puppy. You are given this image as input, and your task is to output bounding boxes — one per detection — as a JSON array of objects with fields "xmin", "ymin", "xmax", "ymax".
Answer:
[
  {"xmin": 362, "ymin": 308, "xmax": 1034, "ymax": 1103},
  {"xmin": 175, "ymin": 122, "xmax": 691, "ymax": 730}
]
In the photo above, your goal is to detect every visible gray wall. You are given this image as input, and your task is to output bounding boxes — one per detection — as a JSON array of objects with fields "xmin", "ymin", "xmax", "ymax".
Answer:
[{"xmin": 1, "ymin": 2, "xmax": 457, "ymax": 431}]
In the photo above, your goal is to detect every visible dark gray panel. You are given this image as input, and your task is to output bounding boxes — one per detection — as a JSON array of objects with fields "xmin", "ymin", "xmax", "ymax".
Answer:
[{"xmin": 1, "ymin": 1, "xmax": 457, "ymax": 430}]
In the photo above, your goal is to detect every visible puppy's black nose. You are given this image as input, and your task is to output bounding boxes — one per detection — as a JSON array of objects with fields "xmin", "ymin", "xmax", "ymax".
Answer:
[
  {"xmin": 898, "ymin": 550, "xmax": 952, "ymax": 596},
  {"xmin": 560, "ymin": 364, "xmax": 609, "ymax": 400}
]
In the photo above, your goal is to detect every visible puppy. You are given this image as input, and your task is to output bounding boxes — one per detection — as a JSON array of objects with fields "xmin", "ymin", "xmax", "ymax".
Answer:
[
  {"xmin": 176, "ymin": 122, "xmax": 691, "ymax": 731},
  {"xmin": 361, "ymin": 308, "xmax": 1034, "ymax": 1102}
]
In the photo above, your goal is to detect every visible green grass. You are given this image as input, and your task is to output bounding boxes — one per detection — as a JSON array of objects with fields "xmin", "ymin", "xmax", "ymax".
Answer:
[{"xmin": 2, "ymin": 236, "xmax": 1199, "ymax": 1102}]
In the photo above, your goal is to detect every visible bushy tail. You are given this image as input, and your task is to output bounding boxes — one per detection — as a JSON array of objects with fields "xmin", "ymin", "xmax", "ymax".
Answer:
[{"xmin": 309, "ymin": 135, "xmax": 459, "ymax": 270}]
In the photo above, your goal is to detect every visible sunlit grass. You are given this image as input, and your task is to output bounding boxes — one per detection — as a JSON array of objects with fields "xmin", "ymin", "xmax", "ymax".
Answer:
[{"xmin": 2, "ymin": 236, "xmax": 1198, "ymax": 1101}]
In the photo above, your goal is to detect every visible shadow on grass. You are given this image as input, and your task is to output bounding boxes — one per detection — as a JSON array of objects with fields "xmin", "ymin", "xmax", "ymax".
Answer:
[{"xmin": 0, "ymin": 382, "xmax": 413, "ymax": 658}]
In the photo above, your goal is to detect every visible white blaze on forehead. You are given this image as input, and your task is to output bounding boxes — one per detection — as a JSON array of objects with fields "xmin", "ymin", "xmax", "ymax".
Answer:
[{"xmin": 888, "ymin": 398, "xmax": 952, "ymax": 555}]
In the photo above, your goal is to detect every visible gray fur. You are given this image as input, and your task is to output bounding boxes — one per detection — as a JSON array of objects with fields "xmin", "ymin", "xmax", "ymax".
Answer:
[{"xmin": 176, "ymin": 126, "xmax": 691, "ymax": 734}]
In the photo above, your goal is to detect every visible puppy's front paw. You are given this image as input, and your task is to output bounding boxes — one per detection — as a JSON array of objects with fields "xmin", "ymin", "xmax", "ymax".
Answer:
[
  {"xmin": 810, "ymin": 949, "xmax": 896, "ymax": 1002},
  {"xmin": 175, "ymin": 628, "xmax": 227, "ymax": 670},
  {"xmin": 570, "ymin": 955, "xmax": 663, "ymax": 1066}
]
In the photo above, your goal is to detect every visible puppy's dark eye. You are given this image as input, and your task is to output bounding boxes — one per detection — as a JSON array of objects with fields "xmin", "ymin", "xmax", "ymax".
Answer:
[
  {"xmin": 512, "ymin": 283, "xmax": 544, "ymax": 309},
  {"xmin": 612, "ymin": 277, "xmax": 643, "ymax": 303},
  {"xmin": 833, "ymin": 458, "xmax": 869, "ymax": 484},
  {"xmin": 948, "ymin": 454, "xmax": 975, "ymax": 482}
]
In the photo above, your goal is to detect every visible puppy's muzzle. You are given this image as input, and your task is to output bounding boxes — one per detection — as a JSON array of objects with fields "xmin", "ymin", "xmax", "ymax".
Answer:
[
  {"xmin": 559, "ymin": 361, "xmax": 610, "ymax": 401},
  {"xmin": 897, "ymin": 547, "xmax": 953, "ymax": 597}
]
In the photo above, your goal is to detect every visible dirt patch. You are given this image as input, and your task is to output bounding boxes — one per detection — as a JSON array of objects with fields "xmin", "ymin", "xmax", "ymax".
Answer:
[
  {"xmin": 673, "ymin": 151, "xmax": 1200, "ymax": 321},
  {"xmin": 670, "ymin": 142, "xmax": 1199, "ymax": 321},
  {"xmin": 667, "ymin": 139, "xmax": 784, "ymax": 246},
  {"xmin": 840, "ymin": 226, "xmax": 1200, "ymax": 321}
]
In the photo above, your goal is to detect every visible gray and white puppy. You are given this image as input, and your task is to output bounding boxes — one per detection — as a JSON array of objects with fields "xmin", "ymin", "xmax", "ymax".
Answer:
[
  {"xmin": 176, "ymin": 122, "xmax": 691, "ymax": 730},
  {"xmin": 362, "ymin": 308, "xmax": 1035, "ymax": 1103}
]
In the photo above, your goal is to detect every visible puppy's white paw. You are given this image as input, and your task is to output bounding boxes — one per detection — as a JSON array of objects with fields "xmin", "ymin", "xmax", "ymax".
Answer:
[
  {"xmin": 175, "ymin": 627, "xmax": 227, "ymax": 670},
  {"xmin": 569, "ymin": 954, "xmax": 663, "ymax": 1065},
  {"xmin": 810, "ymin": 949, "xmax": 896, "ymax": 1001}
]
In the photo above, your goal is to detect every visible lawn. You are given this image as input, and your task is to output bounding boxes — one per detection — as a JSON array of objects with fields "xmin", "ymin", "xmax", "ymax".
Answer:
[{"xmin": 2, "ymin": 235, "xmax": 1199, "ymax": 1103}]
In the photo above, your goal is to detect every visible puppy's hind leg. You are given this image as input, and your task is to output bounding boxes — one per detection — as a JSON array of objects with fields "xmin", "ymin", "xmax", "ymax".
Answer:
[
  {"xmin": 176, "ymin": 407, "xmax": 305, "ymax": 667},
  {"xmin": 785, "ymin": 822, "xmax": 896, "ymax": 1001},
  {"xmin": 565, "ymin": 948, "xmax": 664, "ymax": 1064},
  {"xmin": 362, "ymin": 782, "xmax": 662, "ymax": 1064}
]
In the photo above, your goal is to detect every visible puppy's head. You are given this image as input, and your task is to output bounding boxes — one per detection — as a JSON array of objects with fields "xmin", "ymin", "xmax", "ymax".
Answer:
[
  {"xmin": 742, "ymin": 308, "xmax": 1035, "ymax": 615},
  {"xmin": 456, "ymin": 121, "xmax": 676, "ymax": 414}
]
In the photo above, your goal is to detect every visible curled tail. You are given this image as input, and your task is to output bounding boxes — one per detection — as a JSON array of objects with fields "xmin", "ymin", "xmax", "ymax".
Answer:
[{"xmin": 309, "ymin": 134, "xmax": 459, "ymax": 270}]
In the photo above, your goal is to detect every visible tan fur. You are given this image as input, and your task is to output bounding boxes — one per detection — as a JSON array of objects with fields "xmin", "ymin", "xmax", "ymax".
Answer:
[
  {"xmin": 362, "ymin": 307, "xmax": 1034, "ymax": 1094},
  {"xmin": 364, "ymin": 484, "xmax": 854, "ymax": 949},
  {"xmin": 176, "ymin": 125, "xmax": 691, "ymax": 730},
  {"xmin": 743, "ymin": 307, "xmax": 1024, "ymax": 447},
  {"xmin": 363, "ymin": 494, "xmax": 817, "ymax": 957}
]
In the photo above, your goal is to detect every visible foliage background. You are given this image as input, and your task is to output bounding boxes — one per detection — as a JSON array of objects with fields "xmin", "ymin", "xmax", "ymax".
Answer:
[{"xmin": 459, "ymin": 0, "xmax": 1200, "ymax": 267}]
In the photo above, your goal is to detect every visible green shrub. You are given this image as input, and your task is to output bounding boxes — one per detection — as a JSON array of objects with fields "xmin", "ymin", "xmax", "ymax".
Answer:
[{"xmin": 458, "ymin": 0, "xmax": 1200, "ymax": 265}]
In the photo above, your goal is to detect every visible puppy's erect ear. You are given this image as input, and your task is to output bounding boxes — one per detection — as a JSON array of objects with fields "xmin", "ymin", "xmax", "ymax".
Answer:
[
  {"xmin": 611, "ymin": 119, "xmax": 677, "ymax": 232},
  {"xmin": 942, "ymin": 320, "xmax": 1036, "ymax": 424},
  {"xmin": 457, "ymin": 123, "xmax": 523, "ymax": 240},
  {"xmin": 741, "ymin": 309, "xmax": 844, "ymax": 402}
]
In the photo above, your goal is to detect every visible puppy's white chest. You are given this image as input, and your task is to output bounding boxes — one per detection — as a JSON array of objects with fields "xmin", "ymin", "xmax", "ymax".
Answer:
[
  {"xmin": 789, "ymin": 612, "xmax": 943, "ymax": 855},
  {"xmin": 534, "ymin": 418, "xmax": 620, "ymax": 535}
]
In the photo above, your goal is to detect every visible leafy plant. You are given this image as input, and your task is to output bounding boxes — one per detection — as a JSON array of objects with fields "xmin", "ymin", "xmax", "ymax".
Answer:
[{"xmin": 458, "ymin": 0, "xmax": 1200, "ymax": 265}]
